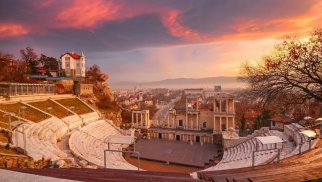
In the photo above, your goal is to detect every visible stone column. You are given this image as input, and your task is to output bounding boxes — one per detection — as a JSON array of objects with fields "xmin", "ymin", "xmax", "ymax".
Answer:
[
  {"xmin": 136, "ymin": 113, "xmax": 139, "ymax": 127},
  {"xmin": 226, "ymin": 117, "xmax": 228, "ymax": 130},
  {"xmin": 219, "ymin": 100, "xmax": 222, "ymax": 112},
  {"xmin": 132, "ymin": 112, "xmax": 134, "ymax": 126},
  {"xmin": 197, "ymin": 113, "xmax": 199, "ymax": 130},
  {"xmin": 168, "ymin": 114, "xmax": 170, "ymax": 128},
  {"xmin": 185, "ymin": 98, "xmax": 188, "ymax": 129},
  {"xmin": 14, "ymin": 85, "xmax": 17, "ymax": 96},
  {"xmin": 233, "ymin": 117, "xmax": 235, "ymax": 129},
  {"xmin": 226, "ymin": 99, "xmax": 229, "ymax": 113},
  {"xmin": 214, "ymin": 117, "xmax": 216, "ymax": 132},
  {"xmin": 219, "ymin": 117, "xmax": 222, "ymax": 131},
  {"xmin": 173, "ymin": 116, "xmax": 175, "ymax": 128}
]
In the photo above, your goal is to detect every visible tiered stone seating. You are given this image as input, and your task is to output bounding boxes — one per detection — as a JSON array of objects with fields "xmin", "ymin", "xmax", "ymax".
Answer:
[
  {"xmin": 268, "ymin": 130, "xmax": 295, "ymax": 158},
  {"xmin": 39, "ymin": 118, "xmax": 68, "ymax": 140},
  {"xmin": 80, "ymin": 112, "xmax": 100, "ymax": 125},
  {"xmin": 197, "ymin": 139, "xmax": 322, "ymax": 182},
  {"xmin": 204, "ymin": 129, "xmax": 281, "ymax": 171},
  {"xmin": 12, "ymin": 123, "xmax": 67, "ymax": 161},
  {"xmin": 61, "ymin": 114, "xmax": 83, "ymax": 130},
  {"xmin": 0, "ymin": 103, "xmax": 49, "ymax": 123},
  {"xmin": 284, "ymin": 123, "xmax": 313, "ymax": 156},
  {"xmin": 69, "ymin": 120, "xmax": 137, "ymax": 170}
]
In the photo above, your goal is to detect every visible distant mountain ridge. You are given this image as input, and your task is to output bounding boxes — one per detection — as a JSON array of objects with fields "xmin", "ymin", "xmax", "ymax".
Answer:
[{"xmin": 111, "ymin": 76, "xmax": 246, "ymax": 89}]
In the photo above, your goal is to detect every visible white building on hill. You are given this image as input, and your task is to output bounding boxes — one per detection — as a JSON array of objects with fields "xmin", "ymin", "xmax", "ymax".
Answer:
[{"xmin": 60, "ymin": 52, "xmax": 86, "ymax": 79}]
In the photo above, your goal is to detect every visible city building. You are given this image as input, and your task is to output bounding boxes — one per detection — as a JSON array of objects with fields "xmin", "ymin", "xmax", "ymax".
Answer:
[
  {"xmin": 183, "ymin": 88, "xmax": 203, "ymax": 96},
  {"xmin": 132, "ymin": 110, "xmax": 150, "ymax": 129},
  {"xmin": 132, "ymin": 91, "xmax": 236, "ymax": 145},
  {"xmin": 75, "ymin": 83, "xmax": 94, "ymax": 96}
]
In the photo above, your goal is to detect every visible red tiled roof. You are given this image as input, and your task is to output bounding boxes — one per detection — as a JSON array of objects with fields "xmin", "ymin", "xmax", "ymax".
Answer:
[
  {"xmin": 37, "ymin": 69, "xmax": 59, "ymax": 73},
  {"xmin": 60, "ymin": 52, "xmax": 82, "ymax": 60}
]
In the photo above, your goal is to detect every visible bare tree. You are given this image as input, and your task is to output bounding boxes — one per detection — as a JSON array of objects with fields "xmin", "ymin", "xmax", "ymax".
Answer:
[
  {"xmin": 0, "ymin": 52, "xmax": 27, "ymax": 82},
  {"xmin": 20, "ymin": 47, "xmax": 39, "ymax": 74},
  {"xmin": 240, "ymin": 29, "xmax": 322, "ymax": 105}
]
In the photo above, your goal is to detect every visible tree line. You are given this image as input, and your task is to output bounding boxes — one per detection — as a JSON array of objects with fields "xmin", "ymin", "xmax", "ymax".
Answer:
[{"xmin": 0, "ymin": 47, "xmax": 59, "ymax": 82}]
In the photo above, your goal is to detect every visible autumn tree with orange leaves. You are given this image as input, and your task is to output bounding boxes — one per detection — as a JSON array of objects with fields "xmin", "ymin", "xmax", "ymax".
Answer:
[{"xmin": 241, "ymin": 29, "xmax": 322, "ymax": 106}]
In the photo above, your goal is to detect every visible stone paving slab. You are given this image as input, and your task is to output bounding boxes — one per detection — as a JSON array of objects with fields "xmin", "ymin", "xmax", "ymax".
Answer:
[
  {"xmin": 132, "ymin": 139, "xmax": 217, "ymax": 167},
  {"xmin": 0, "ymin": 169, "xmax": 78, "ymax": 182}
]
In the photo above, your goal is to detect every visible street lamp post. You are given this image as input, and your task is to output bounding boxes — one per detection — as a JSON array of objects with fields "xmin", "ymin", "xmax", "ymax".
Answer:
[
  {"xmin": 3, "ymin": 112, "xmax": 16, "ymax": 131},
  {"xmin": 47, "ymin": 107, "xmax": 53, "ymax": 116},
  {"xmin": 68, "ymin": 106, "xmax": 75, "ymax": 131},
  {"xmin": 20, "ymin": 105, "xmax": 27, "ymax": 119}
]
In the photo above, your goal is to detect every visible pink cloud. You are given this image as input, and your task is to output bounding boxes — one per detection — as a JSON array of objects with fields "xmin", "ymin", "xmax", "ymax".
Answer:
[
  {"xmin": 0, "ymin": 23, "xmax": 28, "ymax": 39},
  {"xmin": 56, "ymin": 0, "xmax": 120, "ymax": 29},
  {"xmin": 55, "ymin": 0, "xmax": 204, "ymax": 41},
  {"xmin": 162, "ymin": 11, "xmax": 204, "ymax": 41}
]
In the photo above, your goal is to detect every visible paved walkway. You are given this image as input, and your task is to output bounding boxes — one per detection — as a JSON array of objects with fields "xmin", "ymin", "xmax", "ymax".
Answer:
[{"xmin": 0, "ymin": 169, "xmax": 78, "ymax": 182}]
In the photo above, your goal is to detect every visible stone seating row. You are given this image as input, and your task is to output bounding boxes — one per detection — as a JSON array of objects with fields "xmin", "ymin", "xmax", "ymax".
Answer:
[
  {"xmin": 12, "ymin": 123, "xmax": 67, "ymax": 161},
  {"xmin": 80, "ymin": 112, "xmax": 100, "ymax": 125},
  {"xmin": 283, "ymin": 123, "xmax": 314, "ymax": 157},
  {"xmin": 197, "ymin": 140, "xmax": 322, "ymax": 182},
  {"xmin": 204, "ymin": 131, "xmax": 286, "ymax": 171},
  {"xmin": 203, "ymin": 126, "xmax": 314, "ymax": 173},
  {"xmin": 61, "ymin": 114, "xmax": 83, "ymax": 130},
  {"xmin": 68, "ymin": 120, "xmax": 137, "ymax": 170},
  {"xmin": 39, "ymin": 118, "xmax": 68, "ymax": 140}
]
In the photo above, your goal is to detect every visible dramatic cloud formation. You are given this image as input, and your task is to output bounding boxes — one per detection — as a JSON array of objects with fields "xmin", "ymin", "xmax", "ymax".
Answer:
[
  {"xmin": 56, "ymin": 0, "xmax": 120, "ymax": 29},
  {"xmin": 0, "ymin": 0, "xmax": 321, "ymax": 82},
  {"xmin": 0, "ymin": 23, "xmax": 28, "ymax": 39}
]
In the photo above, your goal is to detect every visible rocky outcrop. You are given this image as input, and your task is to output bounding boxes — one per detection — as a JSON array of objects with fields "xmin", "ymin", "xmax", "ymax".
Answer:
[{"xmin": 105, "ymin": 111, "xmax": 123, "ymax": 127}]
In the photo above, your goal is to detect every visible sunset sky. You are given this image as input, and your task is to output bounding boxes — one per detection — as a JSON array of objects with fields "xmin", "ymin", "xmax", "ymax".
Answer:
[{"xmin": 1, "ymin": 0, "xmax": 322, "ymax": 82}]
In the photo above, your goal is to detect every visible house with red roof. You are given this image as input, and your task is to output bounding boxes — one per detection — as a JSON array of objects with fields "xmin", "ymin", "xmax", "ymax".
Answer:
[{"xmin": 60, "ymin": 52, "xmax": 86, "ymax": 80}]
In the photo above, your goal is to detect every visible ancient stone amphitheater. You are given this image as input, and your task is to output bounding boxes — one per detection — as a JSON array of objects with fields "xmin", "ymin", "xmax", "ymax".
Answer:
[{"xmin": 0, "ymin": 95, "xmax": 322, "ymax": 182}]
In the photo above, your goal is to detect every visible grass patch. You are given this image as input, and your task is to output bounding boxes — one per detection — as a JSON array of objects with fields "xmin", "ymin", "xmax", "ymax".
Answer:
[
  {"xmin": 0, "ymin": 103, "xmax": 48, "ymax": 123},
  {"xmin": 29, "ymin": 100, "xmax": 72, "ymax": 119},
  {"xmin": 0, "ymin": 131, "xmax": 8, "ymax": 143},
  {"xmin": 0, "ymin": 111, "xmax": 19, "ymax": 130},
  {"xmin": 56, "ymin": 98, "xmax": 93, "ymax": 115}
]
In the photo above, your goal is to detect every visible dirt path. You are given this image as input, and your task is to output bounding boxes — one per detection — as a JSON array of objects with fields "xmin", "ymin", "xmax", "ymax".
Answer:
[{"xmin": 124, "ymin": 153, "xmax": 202, "ymax": 173}]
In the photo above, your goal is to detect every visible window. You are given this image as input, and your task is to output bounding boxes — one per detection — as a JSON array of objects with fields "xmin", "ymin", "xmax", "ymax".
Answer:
[
  {"xmin": 179, "ymin": 120, "xmax": 183, "ymax": 127},
  {"xmin": 65, "ymin": 62, "xmax": 70, "ymax": 68},
  {"xmin": 221, "ymin": 100, "xmax": 227, "ymax": 112},
  {"xmin": 65, "ymin": 56, "xmax": 70, "ymax": 61},
  {"xmin": 65, "ymin": 70, "xmax": 70, "ymax": 75},
  {"xmin": 203, "ymin": 122, "xmax": 207, "ymax": 128},
  {"xmin": 77, "ymin": 63, "xmax": 80, "ymax": 68}
]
